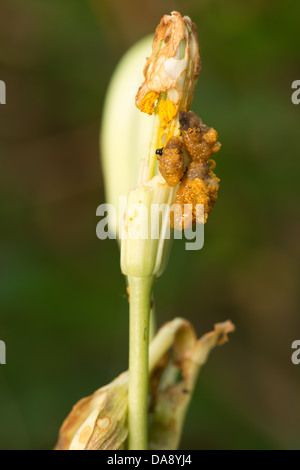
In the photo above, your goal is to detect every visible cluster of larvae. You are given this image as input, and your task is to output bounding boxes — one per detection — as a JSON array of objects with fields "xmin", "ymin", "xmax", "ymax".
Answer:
[{"xmin": 156, "ymin": 111, "xmax": 221, "ymax": 230}]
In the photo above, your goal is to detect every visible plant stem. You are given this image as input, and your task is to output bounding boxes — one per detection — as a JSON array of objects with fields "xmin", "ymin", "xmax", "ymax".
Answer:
[
  {"xmin": 149, "ymin": 294, "xmax": 156, "ymax": 342},
  {"xmin": 128, "ymin": 275, "xmax": 154, "ymax": 450}
]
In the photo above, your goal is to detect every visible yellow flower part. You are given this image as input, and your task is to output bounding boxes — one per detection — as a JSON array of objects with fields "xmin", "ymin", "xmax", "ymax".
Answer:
[
  {"xmin": 157, "ymin": 99, "xmax": 177, "ymax": 128},
  {"xmin": 139, "ymin": 91, "xmax": 159, "ymax": 115}
]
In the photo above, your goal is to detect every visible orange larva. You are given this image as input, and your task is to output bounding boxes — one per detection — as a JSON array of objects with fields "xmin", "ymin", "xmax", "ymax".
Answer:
[
  {"xmin": 155, "ymin": 110, "xmax": 221, "ymax": 230},
  {"xmin": 157, "ymin": 136, "xmax": 184, "ymax": 187},
  {"xmin": 179, "ymin": 111, "xmax": 221, "ymax": 162},
  {"xmin": 170, "ymin": 160, "xmax": 219, "ymax": 230}
]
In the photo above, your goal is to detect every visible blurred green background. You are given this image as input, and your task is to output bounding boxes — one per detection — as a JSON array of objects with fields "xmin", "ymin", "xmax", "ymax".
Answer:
[{"xmin": 0, "ymin": 0, "xmax": 300, "ymax": 450}]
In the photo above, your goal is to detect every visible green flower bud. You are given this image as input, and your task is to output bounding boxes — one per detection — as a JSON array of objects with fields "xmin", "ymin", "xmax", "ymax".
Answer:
[
  {"xmin": 120, "ymin": 176, "xmax": 176, "ymax": 278},
  {"xmin": 101, "ymin": 35, "xmax": 154, "ymax": 238}
]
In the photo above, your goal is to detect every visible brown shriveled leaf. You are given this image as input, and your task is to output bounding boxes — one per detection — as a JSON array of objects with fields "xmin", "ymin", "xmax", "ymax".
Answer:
[
  {"xmin": 148, "ymin": 319, "xmax": 235, "ymax": 450},
  {"xmin": 55, "ymin": 372, "xmax": 128, "ymax": 450},
  {"xmin": 55, "ymin": 318, "xmax": 234, "ymax": 450}
]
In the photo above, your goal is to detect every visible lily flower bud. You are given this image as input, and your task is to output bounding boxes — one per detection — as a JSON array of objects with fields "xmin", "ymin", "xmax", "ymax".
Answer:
[
  {"xmin": 101, "ymin": 36, "xmax": 155, "ymax": 238},
  {"xmin": 120, "ymin": 175, "xmax": 176, "ymax": 278},
  {"xmin": 121, "ymin": 12, "xmax": 201, "ymax": 278}
]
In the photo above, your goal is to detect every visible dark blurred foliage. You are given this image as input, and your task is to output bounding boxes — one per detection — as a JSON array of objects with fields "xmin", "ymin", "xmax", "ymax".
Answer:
[{"xmin": 0, "ymin": 0, "xmax": 300, "ymax": 450}]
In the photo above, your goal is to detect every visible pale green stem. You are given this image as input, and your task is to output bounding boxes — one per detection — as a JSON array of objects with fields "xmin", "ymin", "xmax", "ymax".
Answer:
[
  {"xmin": 149, "ymin": 296, "xmax": 156, "ymax": 342},
  {"xmin": 128, "ymin": 275, "xmax": 154, "ymax": 450}
]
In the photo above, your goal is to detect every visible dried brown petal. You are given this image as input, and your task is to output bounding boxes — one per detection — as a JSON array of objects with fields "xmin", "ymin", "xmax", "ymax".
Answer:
[{"xmin": 136, "ymin": 12, "xmax": 200, "ymax": 112}]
